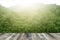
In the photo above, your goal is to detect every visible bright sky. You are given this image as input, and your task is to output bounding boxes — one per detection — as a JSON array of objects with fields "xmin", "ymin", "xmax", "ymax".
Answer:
[{"xmin": 0, "ymin": 0, "xmax": 59, "ymax": 8}]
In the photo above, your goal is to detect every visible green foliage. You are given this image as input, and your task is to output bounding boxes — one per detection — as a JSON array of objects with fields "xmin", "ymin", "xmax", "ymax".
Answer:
[{"xmin": 0, "ymin": 4, "xmax": 60, "ymax": 33}]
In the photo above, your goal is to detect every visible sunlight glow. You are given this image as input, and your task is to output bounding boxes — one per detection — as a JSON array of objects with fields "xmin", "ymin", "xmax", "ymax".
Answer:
[
  {"xmin": 0, "ymin": 0, "xmax": 56, "ymax": 18},
  {"xmin": 0, "ymin": 0, "xmax": 56, "ymax": 8}
]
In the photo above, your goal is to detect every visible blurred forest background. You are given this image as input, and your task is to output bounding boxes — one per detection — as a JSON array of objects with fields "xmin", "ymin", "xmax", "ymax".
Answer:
[{"xmin": 0, "ymin": 4, "xmax": 60, "ymax": 33}]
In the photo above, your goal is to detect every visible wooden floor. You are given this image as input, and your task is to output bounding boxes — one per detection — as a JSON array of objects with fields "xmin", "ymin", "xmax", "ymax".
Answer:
[{"xmin": 0, "ymin": 33, "xmax": 60, "ymax": 40}]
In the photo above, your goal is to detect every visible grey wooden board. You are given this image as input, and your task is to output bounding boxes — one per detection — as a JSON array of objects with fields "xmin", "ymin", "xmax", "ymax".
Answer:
[{"xmin": 0, "ymin": 33, "xmax": 60, "ymax": 40}]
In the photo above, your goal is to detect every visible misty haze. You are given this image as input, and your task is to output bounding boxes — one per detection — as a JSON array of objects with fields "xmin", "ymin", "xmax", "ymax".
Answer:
[{"xmin": 0, "ymin": 0, "xmax": 60, "ymax": 32}]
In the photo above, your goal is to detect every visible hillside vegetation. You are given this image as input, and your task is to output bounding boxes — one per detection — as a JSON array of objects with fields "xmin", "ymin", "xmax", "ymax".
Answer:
[{"xmin": 0, "ymin": 4, "xmax": 60, "ymax": 33}]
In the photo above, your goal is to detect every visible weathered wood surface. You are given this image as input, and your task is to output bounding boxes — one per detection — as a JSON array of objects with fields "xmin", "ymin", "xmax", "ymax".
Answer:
[{"xmin": 0, "ymin": 33, "xmax": 60, "ymax": 40}]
